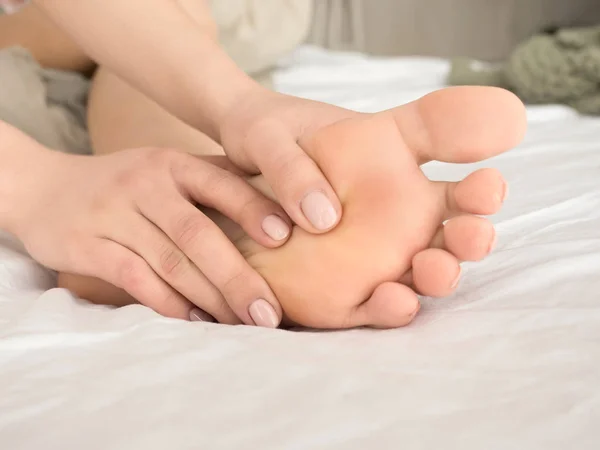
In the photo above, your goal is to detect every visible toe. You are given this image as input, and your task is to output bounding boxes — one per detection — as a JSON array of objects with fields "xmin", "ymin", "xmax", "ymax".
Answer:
[
  {"xmin": 386, "ymin": 86, "xmax": 527, "ymax": 164},
  {"xmin": 442, "ymin": 168, "xmax": 507, "ymax": 218},
  {"xmin": 412, "ymin": 248, "xmax": 461, "ymax": 297},
  {"xmin": 349, "ymin": 282, "xmax": 420, "ymax": 329},
  {"xmin": 443, "ymin": 215, "xmax": 496, "ymax": 261}
]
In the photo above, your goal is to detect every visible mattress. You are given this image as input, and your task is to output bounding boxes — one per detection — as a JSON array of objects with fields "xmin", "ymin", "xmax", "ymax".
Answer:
[{"xmin": 1, "ymin": 46, "xmax": 599, "ymax": 449}]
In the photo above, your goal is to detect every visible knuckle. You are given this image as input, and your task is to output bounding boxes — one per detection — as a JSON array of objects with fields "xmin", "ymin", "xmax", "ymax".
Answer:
[
  {"xmin": 270, "ymin": 152, "xmax": 310, "ymax": 198},
  {"xmin": 173, "ymin": 213, "xmax": 210, "ymax": 249},
  {"xmin": 203, "ymin": 167, "xmax": 235, "ymax": 199},
  {"xmin": 236, "ymin": 192, "xmax": 266, "ymax": 226},
  {"xmin": 145, "ymin": 147, "xmax": 180, "ymax": 166},
  {"xmin": 115, "ymin": 256, "xmax": 145, "ymax": 290},
  {"xmin": 219, "ymin": 267, "xmax": 255, "ymax": 302},
  {"xmin": 158, "ymin": 246, "xmax": 189, "ymax": 278},
  {"xmin": 115, "ymin": 167, "xmax": 150, "ymax": 193}
]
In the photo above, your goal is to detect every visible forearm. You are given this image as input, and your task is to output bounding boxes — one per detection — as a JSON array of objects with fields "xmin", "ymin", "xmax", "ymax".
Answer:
[
  {"xmin": 0, "ymin": 121, "xmax": 59, "ymax": 234},
  {"xmin": 34, "ymin": 0, "xmax": 259, "ymax": 141}
]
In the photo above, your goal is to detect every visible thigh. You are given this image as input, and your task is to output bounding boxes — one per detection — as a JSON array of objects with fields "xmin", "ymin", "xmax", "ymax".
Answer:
[
  {"xmin": 87, "ymin": 67, "xmax": 224, "ymax": 156},
  {"xmin": 0, "ymin": 3, "xmax": 94, "ymax": 73}
]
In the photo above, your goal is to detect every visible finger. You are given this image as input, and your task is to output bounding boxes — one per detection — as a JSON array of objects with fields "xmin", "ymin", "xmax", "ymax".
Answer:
[
  {"xmin": 137, "ymin": 188, "xmax": 282, "ymax": 328},
  {"xmin": 195, "ymin": 155, "xmax": 247, "ymax": 176},
  {"xmin": 439, "ymin": 168, "xmax": 507, "ymax": 219},
  {"xmin": 105, "ymin": 213, "xmax": 240, "ymax": 324},
  {"xmin": 174, "ymin": 154, "xmax": 291, "ymax": 247},
  {"xmin": 244, "ymin": 125, "xmax": 342, "ymax": 233},
  {"xmin": 348, "ymin": 282, "xmax": 420, "ymax": 329},
  {"xmin": 78, "ymin": 238, "xmax": 196, "ymax": 321},
  {"xmin": 383, "ymin": 86, "xmax": 527, "ymax": 165}
]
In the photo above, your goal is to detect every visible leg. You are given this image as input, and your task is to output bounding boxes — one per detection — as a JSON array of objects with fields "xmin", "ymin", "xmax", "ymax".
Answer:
[
  {"xmin": 87, "ymin": 68, "xmax": 223, "ymax": 156},
  {"xmin": 0, "ymin": 3, "xmax": 94, "ymax": 73}
]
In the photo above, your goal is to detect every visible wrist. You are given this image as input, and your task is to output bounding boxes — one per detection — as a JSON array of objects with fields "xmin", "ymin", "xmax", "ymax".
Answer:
[
  {"xmin": 179, "ymin": 38, "xmax": 262, "ymax": 142},
  {"xmin": 217, "ymin": 82, "xmax": 278, "ymax": 147},
  {"xmin": 0, "ymin": 123, "xmax": 63, "ymax": 235}
]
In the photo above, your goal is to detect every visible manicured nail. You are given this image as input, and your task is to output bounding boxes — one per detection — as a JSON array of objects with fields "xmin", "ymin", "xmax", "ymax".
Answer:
[
  {"xmin": 451, "ymin": 266, "xmax": 462, "ymax": 289},
  {"xmin": 262, "ymin": 215, "xmax": 290, "ymax": 241},
  {"xmin": 301, "ymin": 191, "xmax": 338, "ymax": 230},
  {"xmin": 249, "ymin": 299, "xmax": 279, "ymax": 328},
  {"xmin": 190, "ymin": 308, "xmax": 215, "ymax": 322}
]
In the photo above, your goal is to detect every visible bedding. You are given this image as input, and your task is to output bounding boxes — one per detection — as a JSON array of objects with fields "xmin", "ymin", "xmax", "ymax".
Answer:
[{"xmin": 0, "ymin": 46, "xmax": 599, "ymax": 449}]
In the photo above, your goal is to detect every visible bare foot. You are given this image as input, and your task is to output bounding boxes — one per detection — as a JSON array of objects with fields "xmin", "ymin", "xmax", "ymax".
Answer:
[{"xmin": 204, "ymin": 86, "xmax": 526, "ymax": 329}]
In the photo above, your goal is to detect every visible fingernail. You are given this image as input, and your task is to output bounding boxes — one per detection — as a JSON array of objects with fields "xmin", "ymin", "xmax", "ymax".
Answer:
[
  {"xmin": 189, "ymin": 308, "xmax": 215, "ymax": 322},
  {"xmin": 262, "ymin": 215, "xmax": 290, "ymax": 241},
  {"xmin": 249, "ymin": 299, "xmax": 279, "ymax": 328},
  {"xmin": 451, "ymin": 266, "xmax": 462, "ymax": 289},
  {"xmin": 301, "ymin": 191, "xmax": 338, "ymax": 230}
]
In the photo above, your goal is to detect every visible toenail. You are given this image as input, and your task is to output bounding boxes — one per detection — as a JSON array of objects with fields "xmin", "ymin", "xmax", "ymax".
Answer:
[
  {"xmin": 409, "ymin": 302, "xmax": 421, "ymax": 318},
  {"xmin": 499, "ymin": 181, "xmax": 509, "ymax": 204},
  {"xmin": 249, "ymin": 299, "xmax": 279, "ymax": 328},
  {"xmin": 451, "ymin": 267, "xmax": 462, "ymax": 289},
  {"xmin": 488, "ymin": 231, "xmax": 498, "ymax": 253},
  {"xmin": 262, "ymin": 215, "xmax": 290, "ymax": 241},
  {"xmin": 301, "ymin": 191, "xmax": 338, "ymax": 230}
]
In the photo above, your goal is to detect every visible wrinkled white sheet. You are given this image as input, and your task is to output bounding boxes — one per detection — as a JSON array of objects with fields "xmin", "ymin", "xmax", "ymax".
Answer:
[{"xmin": 1, "ymin": 47, "xmax": 599, "ymax": 449}]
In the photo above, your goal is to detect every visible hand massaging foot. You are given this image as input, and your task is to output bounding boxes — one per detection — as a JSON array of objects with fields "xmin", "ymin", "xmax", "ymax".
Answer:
[{"xmin": 60, "ymin": 86, "xmax": 526, "ymax": 329}]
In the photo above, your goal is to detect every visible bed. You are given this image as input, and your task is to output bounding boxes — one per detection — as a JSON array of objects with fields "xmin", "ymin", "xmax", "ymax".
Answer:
[{"xmin": 1, "ymin": 46, "xmax": 599, "ymax": 449}]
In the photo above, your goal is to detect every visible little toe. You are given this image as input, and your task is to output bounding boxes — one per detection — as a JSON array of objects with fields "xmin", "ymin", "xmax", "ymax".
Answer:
[
  {"xmin": 443, "ymin": 215, "xmax": 496, "ymax": 261},
  {"xmin": 350, "ymin": 282, "xmax": 420, "ymax": 329},
  {"xmin": 412, "ymin": 248, "xmax": 461, "ymax": 297},
  {"xmin": 442, "ymin": 168, "xmax": 507, "ymax": 218}
]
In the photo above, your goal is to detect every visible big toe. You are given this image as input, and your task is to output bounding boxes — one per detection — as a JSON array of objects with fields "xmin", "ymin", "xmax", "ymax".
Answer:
[{"xmin": 386, "ymin": 86, "xmax": 527, "ymax": 164}]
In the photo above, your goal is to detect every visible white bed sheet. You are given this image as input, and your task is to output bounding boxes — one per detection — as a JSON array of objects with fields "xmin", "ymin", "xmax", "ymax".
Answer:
[{"xmin": 1, "ymin": 47, "xmax": 599, "ymax": 449}]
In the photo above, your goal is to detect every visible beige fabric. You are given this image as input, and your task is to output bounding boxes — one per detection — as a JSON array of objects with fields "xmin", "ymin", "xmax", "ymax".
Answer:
[
  {"xmin": 210, "ymin": 0, "xmax": 313, "ymax": 74},
  {"xmin": 0, "ymin": 46, "xmax": 90, "ymax": 154}
]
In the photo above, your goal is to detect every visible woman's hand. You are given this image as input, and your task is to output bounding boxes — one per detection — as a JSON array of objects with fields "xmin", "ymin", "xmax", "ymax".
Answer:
[
  {"xmin": 219, "ymin": 88, "xmax": 360, "ymax": 233},
  {"xmin": 3, "ymin": 125, "xmax": 290, "ymax": 327}
]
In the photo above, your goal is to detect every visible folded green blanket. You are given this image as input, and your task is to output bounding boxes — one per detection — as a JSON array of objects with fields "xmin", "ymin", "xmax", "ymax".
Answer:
[{"xmin": 448, "ymin": 25, "xmax": 600, "ymax": 114}]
